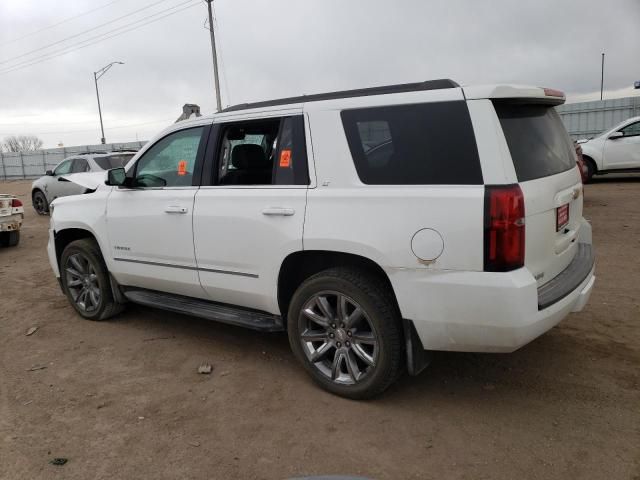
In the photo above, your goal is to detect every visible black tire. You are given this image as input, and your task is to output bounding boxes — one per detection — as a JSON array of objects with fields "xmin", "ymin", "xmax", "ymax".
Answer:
[
  {"xmin": 7, "ymin": 231, "xmax": 20, "ymax": 247},
  {"xmin": 583, "ymin": 157, "xmax": 596, "ymax": 183},
  {"xmin": 0, "ymin": 231, "xmax": 19, "ymax": 247},
  {"xmin": 60, "ymin": 238, "xmax": 123, "ymax": 321},
  {"xmin": 287, "ymin": 267, "xmax": 404, "ymax": 400},
  {"xmin": 32, "ymin": 190, "xmax": 49, "ymax": 215}
]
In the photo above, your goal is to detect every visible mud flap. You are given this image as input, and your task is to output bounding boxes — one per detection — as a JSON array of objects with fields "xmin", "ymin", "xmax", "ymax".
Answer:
[{"xmin": 403, "ymin": 318, "xmax": 432, "ymax": 376}]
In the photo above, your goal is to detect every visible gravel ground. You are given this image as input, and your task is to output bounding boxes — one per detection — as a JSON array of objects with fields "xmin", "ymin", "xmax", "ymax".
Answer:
[{"xmin": 1, "ymin": 178, "xmax": 639, "ymax": 480}]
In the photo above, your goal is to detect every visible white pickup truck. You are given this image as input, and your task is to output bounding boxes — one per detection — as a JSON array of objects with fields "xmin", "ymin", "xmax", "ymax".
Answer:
[{"xmin": 0, "ymin": 194, "xmax": 24, "ymax": 247}]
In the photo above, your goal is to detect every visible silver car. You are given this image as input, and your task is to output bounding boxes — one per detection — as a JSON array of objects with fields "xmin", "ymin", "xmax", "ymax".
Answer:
[{"xmin": 31, "ymin": 151, "xmax": 136, "ymax": 214}]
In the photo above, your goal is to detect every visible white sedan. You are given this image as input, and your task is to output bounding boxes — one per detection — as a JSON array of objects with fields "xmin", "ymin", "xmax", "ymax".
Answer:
[
  {"xmin": 580, "ymin": 116, "xmax": 640, "ymax": 181},
  {"xmin": 31, "ymin": 151, "xmax": 136, "ymax": 214}
]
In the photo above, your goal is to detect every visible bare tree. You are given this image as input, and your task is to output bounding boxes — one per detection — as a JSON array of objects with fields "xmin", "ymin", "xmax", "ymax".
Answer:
[{"xmin": 2, "ymin": 135, "xmax": 44, "ymax": 152}]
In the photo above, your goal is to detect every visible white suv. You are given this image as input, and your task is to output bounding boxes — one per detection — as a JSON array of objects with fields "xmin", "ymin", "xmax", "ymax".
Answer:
[
  {"xmin": 47, "ymin": 80, "xmax": 595, "ymax": 399},
  {"xmin": 579, "ymin": 116, "xmax": 640, "ymax": 181},
  {"xmin": 31, "ymin": 151, "xmax": 136, "ymax": 215}
]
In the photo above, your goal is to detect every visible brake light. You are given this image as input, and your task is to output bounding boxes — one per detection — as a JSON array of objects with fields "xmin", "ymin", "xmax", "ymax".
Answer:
[
  {"xmin": 11, "ymin": 199, "xmax": 23, "ymax": 208},
  {"xmin": 484, "ymin": 185, "xmax": 525, "ymax": 272},
  {"xmin": 543, "ymin": 88, "xmax": 565, "ymax": 98}
]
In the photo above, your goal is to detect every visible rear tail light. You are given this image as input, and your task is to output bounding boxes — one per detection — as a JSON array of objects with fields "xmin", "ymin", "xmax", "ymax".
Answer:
[
  {"xmin": 11, "ymin": 199, "xmax": 23, "ymax": 208},
  {"xmin": 484, "ymin": 184, "xmax": 525, "ymax": 272}
]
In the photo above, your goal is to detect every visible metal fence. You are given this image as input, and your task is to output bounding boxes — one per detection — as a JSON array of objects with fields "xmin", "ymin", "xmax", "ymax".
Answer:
[
  {"xmin": 0, "ymin": 141, "xmax": 146, "ymax": 180},
  {"xmin": 557, "ymin": 96, "xmax": 640, "ymax": 140}
]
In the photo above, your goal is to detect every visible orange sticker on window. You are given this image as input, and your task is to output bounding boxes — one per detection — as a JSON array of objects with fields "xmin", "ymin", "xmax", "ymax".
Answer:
[
  {"xmin": 279, "ymin": 149, "xmax": 292, "ymax": 168},
  {"xmin": 177, "ymin": 160, "xmax": 187, "ymax": 176}
]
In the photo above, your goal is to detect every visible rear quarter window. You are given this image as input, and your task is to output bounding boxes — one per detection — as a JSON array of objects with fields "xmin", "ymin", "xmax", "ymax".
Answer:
[
  {"xmin": 494, "ymin": 103, "xmax": 575, "ymax": 182},
  {"xmin": 341, "ymin": 101, "xmax": 483, "ymax": 185}
]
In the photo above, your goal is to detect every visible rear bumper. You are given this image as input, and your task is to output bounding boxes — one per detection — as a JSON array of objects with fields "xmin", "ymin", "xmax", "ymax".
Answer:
[
  {"xmin": 390, "ymin": 246, "xmax": 595, "ymax": 354},
  {"xmin": 538, "ymin": 243, "xmax": 594, "ymax": 310},
  {"xmin": 0, "ymin": 213, "xmax": 23, "ymax": 232}
]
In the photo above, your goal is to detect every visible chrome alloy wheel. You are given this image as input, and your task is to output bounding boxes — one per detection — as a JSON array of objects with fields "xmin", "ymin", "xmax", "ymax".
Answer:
[
  {"xmin": 298, "ymin": 291, "xmax": 379, "ymax": 385},
  {"xmin": 64, "ymin": 253, "xmax": 101, "ymax": 313}
]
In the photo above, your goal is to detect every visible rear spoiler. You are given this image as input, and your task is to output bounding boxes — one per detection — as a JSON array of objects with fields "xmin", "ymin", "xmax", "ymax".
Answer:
[{"xmin": 463, "ymin": 85, "xmax": 566, "ymax": 106}]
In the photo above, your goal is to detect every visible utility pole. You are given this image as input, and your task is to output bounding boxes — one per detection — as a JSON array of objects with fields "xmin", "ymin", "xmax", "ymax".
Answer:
[
  {"xmin": 205, "ymin": 0, "xmax": 222, "ymax": 112},
  {"xmin": 93, "ymin": 61, "xmax": 124, "ymax": 144},
  {"xmin": 600, "ymin": 53, "xmax": 605, "ymax": 101}
]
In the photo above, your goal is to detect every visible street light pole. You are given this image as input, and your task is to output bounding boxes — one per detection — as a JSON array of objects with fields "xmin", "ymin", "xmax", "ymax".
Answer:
[
  {"xmin": 205, "ymin": 0, "xmax": 222, "ymax": 112},
  {"xmin": 94, "ymin": 72, "xmax": 106, "ymax": 144},
  {"xmin": 600, "ymin": 52, "xmax": 605, "ymax": 101},
  {"xmin": 93, "ymin": 61, "xmax": 124, "ymax": 144}
]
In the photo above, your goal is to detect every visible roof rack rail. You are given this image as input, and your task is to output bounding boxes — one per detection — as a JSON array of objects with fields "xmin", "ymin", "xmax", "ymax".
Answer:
[
  {"xmin": 73, "ymin": 150, "xmax": 108, "ymax": 155},
  {"xmin": 222, "ymin": 79, "xmax": 459, "ymax": 113}
]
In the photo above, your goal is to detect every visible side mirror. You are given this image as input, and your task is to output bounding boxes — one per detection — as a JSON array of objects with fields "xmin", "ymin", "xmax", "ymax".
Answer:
[
  {"xmin": 105, "ymin": 167, "xmax": 126, "ymax": 186},
  {"xmin": 609, "ymin": 131, "xmax": 624, "ymax": 140},
  {"xmin": 45, "ymin": 169, "xmax": 54, "ymax": 176}
]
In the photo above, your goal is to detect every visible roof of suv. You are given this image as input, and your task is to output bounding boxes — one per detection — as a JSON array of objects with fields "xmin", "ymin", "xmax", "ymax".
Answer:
[{"xmin": 167, "ymin": 80, "xmax": 566, "ymax": 135}]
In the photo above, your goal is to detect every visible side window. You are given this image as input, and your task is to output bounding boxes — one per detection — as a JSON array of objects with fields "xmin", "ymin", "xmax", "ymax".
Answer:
[
  {"xmin": 216, "ymin": 116, "xmax": 308, "ymax": 186},
  {"xmin": 54, "ymin": 159, "xmax": 73, "ymax": 175},
  {"xmin": 134, "ymin": 127, "xmax": 204, "ymax": 188},
  {"xmin": 620, "ymin": 121, "xmax": 640, "ymax": 137},
  {"xmin": 341, "ymin": 102, "xmax": 483, "ymax": 185},
  {"xmin": 71, "ymin": 158, "xmax": 89, "ymax": 173}
]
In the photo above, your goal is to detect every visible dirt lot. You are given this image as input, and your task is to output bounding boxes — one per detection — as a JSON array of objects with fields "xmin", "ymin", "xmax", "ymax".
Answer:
[{"xmin": 1, "ymin": 178, "xmax": 639, "ymax": 480}]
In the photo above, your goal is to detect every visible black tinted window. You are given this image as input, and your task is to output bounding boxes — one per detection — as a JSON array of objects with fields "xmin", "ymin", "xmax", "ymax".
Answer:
[
  {"xmin": 71, "ymin": 158, "xmax": 89, "ymax": 173},
  {"xmin": 94, "ymin": 154, "xmax": 134, "ymax": 170},
  {"xmin": 494, "ymin": 103, "xmax": 575, "ymax": 182},
  {"xmin": 341, "ymin": 102, "xmax": 482, "ymax": 185}
]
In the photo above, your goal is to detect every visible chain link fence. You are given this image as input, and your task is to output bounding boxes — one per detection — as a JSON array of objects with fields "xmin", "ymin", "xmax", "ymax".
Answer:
[{"xmin": 0, "ymin": 141, "xmax": 146, "ymax": 180}]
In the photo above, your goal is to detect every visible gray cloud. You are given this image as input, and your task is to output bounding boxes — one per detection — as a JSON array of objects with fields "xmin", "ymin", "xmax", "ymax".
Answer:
[{"xmin": 0, "ymin": 0, "xmax": 638, "ymax": 147}]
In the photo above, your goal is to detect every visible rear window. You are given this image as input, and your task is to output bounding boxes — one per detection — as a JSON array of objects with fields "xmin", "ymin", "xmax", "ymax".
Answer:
[
  {"xmin": 341, "ymin": 102, "xmax": 483, "ymax": 185},
  {"xmin": 94, "ymin": 154, "xmax": 134, "ymax": 170},
  {"xmin": 494, "ymin": 103, "xmax": 575, "ymax": 182}
]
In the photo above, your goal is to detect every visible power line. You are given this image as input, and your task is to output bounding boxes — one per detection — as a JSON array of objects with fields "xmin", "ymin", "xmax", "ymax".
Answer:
[
  {"xmin": 0, "ymin": 2, "xmax": 199, "ymax": 76},
  {"xmin": 0, "ymin": 0, "xmax": 125, "ymax": 47},
  {"xmin": 0, "ymin": 0, "xmax": 176, "ymax": 66}
]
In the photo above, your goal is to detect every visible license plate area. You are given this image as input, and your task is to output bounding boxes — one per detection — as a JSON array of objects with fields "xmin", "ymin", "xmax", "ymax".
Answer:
[
  {"xmin": 0, "ymin": 200, "xmax": 10, "ymax": 216},
  {"xmin": 556, "ymin": 203, "xmax": 570, "ymax": 232}
]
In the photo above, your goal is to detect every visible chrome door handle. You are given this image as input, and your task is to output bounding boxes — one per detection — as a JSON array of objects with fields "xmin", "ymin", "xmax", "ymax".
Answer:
[
  {"xmin": 262, "ymin": 207, "xmax": 295, "ymax": 216},
  {"xmin": 165, "ymin": 205, "xmax": 188, "ymax": 214}
]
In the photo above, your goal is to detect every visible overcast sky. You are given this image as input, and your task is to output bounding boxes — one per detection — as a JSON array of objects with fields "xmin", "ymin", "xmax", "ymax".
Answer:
[{"xmin": 0, "ymin": 0, "xmax": 639, "ymax": 148}]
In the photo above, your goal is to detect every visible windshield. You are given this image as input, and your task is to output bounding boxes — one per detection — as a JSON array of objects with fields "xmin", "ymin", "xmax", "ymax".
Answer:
[{"xmin": 94, "ymin": 154, "xmax": 135, "ymax": 170}]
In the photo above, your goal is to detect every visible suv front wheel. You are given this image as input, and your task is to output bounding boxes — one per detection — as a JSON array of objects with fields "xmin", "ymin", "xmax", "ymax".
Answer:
[
  {"xmin": 60, "ymin": 238, "xmax": 123, "ymax": 321},
  {"xmin": 288, "ymin": 267, "xmax": 403, "ymax": 399}
]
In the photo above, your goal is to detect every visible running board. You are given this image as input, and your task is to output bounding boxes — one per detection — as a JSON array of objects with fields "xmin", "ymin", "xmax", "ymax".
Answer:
[{"xmin": 123, "ymin": 289, "xmax": 284, "ymax": 332}]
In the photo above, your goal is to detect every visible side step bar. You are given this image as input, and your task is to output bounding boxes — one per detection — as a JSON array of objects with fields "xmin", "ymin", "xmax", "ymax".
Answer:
[{"xmin": 123, "ymin": 289, "xmax": 284, "ymax": 332}]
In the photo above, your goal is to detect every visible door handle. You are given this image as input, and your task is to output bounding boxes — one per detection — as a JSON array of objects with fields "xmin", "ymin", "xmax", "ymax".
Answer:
[
  {"xmin": 262, "ymin": 207, "xmax": 295, "ymax": 216},
  {"xmin": 165, "ymin": 205, "xmax": 188, "ymax": 214}
]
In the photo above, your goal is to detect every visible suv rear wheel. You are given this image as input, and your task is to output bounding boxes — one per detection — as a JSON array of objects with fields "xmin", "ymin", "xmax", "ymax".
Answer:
[
  {"xmin": 287, "ymin": 267, "xmax": 403, "ymax": 399},
  {"xmin": 60, "ymin": 238, "xmax": 123, "ymax": 321}
]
